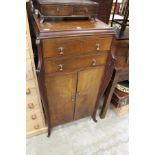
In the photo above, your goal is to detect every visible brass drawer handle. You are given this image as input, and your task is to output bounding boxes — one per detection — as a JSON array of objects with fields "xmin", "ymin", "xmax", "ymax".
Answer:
[
  {"xmin": 92, "ymin": 59, "xmax": 96, "ymax": 66},
  {"xmin": 58, "ymin": 64, "xmax": 64, "ymax": 71},
  {"xmin": 96, "ymin": 43, "xmax": 100, "ymax": 51},
  {"xmin": 28, "ymin": 103, "xmax": 34, "ymax": 109},
  {"xmin": 34, "ymin": 125, "xmax": 40, "ymax": 129},
  {"xmin": 58, "ymin": 47, "xmax": 64, "ymax": 55},
  {"xmin": 26, "ymin": 88, "xmax": 30, "ymax": 95},
  {"xmin": 31, "ymin": 114, "xmax": 37, "ymax": 120}
]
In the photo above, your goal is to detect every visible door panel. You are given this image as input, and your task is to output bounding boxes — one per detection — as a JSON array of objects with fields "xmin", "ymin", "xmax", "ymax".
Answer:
[
  {"xmin": 45, "ymin": 73, "xmax": 77, "ymax": 126},
  {"xmin": 74, "ymin": 66, "xmax": 105, "ymax": 120}
]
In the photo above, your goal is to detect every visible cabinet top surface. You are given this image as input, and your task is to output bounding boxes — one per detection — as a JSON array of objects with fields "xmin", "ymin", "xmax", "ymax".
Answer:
[
  {"xmin": 37, "ymin": 0, "xmax": 98, "ymax": 5},
  {"xmin": 33, "ymin": 15, "xmax": 114, "ymax": 38}
]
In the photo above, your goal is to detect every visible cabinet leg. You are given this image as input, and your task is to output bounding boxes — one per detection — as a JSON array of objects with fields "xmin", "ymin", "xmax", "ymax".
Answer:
[
  {"xmin": 92, "ymin": 115, "xmax": 97, "ymax": 122},
  {"xmin": 47, "ymin": 127, "xmax": 51, "ymax": 137}
]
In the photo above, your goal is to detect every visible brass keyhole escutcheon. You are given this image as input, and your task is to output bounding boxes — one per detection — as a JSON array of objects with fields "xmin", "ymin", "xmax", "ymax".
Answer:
[
  {"xmin": 96, "ymin": 43, "xmax": 100, "ymax": 51},
  {"xmin": 92, "ymin": 59, "xmax": 96, "ymax": 66},
  {"xmin": 77, "ymin": 91, "xmax": 80, "ymax": 96},
  {"xmin": 71, "ymin": 95, "xmax": 75, "ymax": 102}
]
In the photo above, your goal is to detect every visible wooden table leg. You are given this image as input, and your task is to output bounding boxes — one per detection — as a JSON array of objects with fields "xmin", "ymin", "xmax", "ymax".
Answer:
[
  {"xmin": 100, "ymin": 83, "xmax": 116, "ymax": 118},
  {"xmin": 100, "ymin": 71, "xmax": 118, "ymax": 118}
]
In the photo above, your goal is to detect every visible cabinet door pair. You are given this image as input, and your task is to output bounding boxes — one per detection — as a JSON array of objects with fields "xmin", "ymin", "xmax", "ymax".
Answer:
[{"xmin": 45, "ymin": 66, "xmax": 105, "ymax": 126}]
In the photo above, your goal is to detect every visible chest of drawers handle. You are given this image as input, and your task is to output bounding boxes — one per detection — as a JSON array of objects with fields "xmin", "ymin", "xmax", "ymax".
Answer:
[
  {"xmin": 34, "ymin": 125, "xmax": 40, "ymax": 129},
  {"xmin": 96, "ymin": 43, "xmax": 100, "ymax": 51},
  {"xmin": 31, "ymin": 114, "xmax": 37, "ymax": 120},
  {"xmin": 26, "ymin": 88, "xmax": 30, "ymax": 95},
  {"xmin": 92, "ymin": 59, "xmax": 97, "ymax": 66},
  {"xmin": 28, "ymin": 103, "xmax": 34, "ymax": 109},
  {"xmin": 58, "ymin": 64, "xmax": 64, "ymax": 71},
  {"xmin": 58, "ymin": 47, "xmax": 64, "ymax": 55}
]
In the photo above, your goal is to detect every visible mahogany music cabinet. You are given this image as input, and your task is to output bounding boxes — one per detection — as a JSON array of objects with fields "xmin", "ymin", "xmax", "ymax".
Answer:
[{"xmin": 31, "ymin": 13, "xmax": 114, "ymax": 136}]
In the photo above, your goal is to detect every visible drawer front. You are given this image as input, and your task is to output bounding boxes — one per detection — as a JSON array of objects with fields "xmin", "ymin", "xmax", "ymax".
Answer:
[
  {"xmin": 40, "ymin": 5, "xmax": 73, "ymax": 16},
  {"xmin": 42, "ymin": 36, "xmax": 112, "ymax": 58},
  {"xmin": 26, "ymin": 88, "xmax": 38, "ymax": 101},
  {"xmin": 26, "ymin": 79, "xmax": 36, "ymax": 89},
  {"xmin": 73, "ymin": 5, "xmax": 97, "ymax": 16},
  {"xmin": 26, "ymin": 90, "xmax": 39, "ymax": 111},
  {"xmin": 44, "ymin": 53, "xmax": 109, "ymax": 74},
  {"xmin": 26, "ymin": 32, "xmax": 30, "ymax": 59},
  {"xmin": 26, "ymin": 110, "xmax": 44, "ymax": 132},
  {"xmin": 26, "ymin": 59, "xmax": 34, "ymax": 80}
]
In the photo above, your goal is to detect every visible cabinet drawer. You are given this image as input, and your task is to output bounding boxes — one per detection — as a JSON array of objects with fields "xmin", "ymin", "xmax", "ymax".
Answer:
[
  {"xmin": 26, "ymin": 79, "xmax": 36, "ymax": 89},
  {"xmin": 42, "ymin": 36, "xmax": 112, "ymax": 58},
  {"xmin": 26, "ymin": 91, "xmax": 40, "ymax": 111},
  {"xmin": 26, "ymin": 110, "xmax": 44, "ymax": 132},
  {"xmin": 27, "ymin": 109, "xmax": 43, "ymax": 122},
  {"xmin": 44, "ymin": 53, "xmax": 108, "ymax": 74},
  {"xmin": 40, "ymin": 5, "xmax": 73, "ymax": 16},
  {"xmin": 73, "ymin": 5, "xmax": 97, "ymax": 16},
  {"xmin": 26, "ymin": 88, "xmax": 38, "ymax": 102},
  {"xmin": 26, "ymin": 49, "xmax": 30, "ymax": 59}
]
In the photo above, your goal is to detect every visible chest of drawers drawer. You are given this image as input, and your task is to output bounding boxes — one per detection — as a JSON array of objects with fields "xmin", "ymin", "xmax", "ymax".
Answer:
[
  {"xmin": 26, "ymin": 92, "xmax": 39, "ymax": 111},
  {"xmin": 26, "ymin": 109, "xmax": 44, "ymax": 132},
  {"xmin": 44, "ymin": 53, "xmax": 108, "ymax": 74},
  {"xmin": 35, "ymin": 0, "xmax": 98, "ymax": 18},
  {"xmin": 42, "ymin": 36, "xmax": 112, "ymax": 58},
  {"xmin": 26, "ymin": 59, "xmax": 34, "ymax": 80},
  {"xmin": 26, "ymin": 79, "xmax": 36, "ymax": 89},
  {"xmin": 73, "ymin": 5, "xmax": 97, "ymax": 16},
  {"xmin": 40, "ymin": 5, "xmax": 73, "ymax": 16}
]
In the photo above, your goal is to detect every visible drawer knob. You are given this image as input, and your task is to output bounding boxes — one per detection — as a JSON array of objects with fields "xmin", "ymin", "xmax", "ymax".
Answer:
[
  {"xmin": 92, "ymin": 59, "xmax": 96, "ymax": 66},
  {"xmin": 96, "ymin": 43, "xmax": 100, "ymax": 51},
  {"xmin": 26, "ymin": 88, "xmax": 30, "ymax": 95},
  {"xmin": 31, "ymin": 114, "xmax": 37, "ymax": 120},
  {"xmin": 57, "ymin": 7, "xmax": 60, "ymax": 12},
  {"xmin": 84, "ymin": 7, "xmax": 88, "ymax": 13},
  {"xmin": 58, "ymin": 47, "xmax": 64, "ymax": 55},
  {"xmin": 58, "ymin": 64, "xmax": 64, "ymax": 71},
  {"xmin": 28, "ymin": 103, "xmax": 34, "ymax": 109},
  {"xmin": 34, "ymin": 125, "xmax": 40, "ymax": 129}
]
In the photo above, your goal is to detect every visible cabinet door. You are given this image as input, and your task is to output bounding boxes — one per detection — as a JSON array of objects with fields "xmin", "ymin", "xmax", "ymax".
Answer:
[
  {"xmin": 45, "ymin": 73, "xmax": 77, "ymax": 126},
  {"xmin": 74, "ymin": 66, "xmax": 105, "ymax": 120}
]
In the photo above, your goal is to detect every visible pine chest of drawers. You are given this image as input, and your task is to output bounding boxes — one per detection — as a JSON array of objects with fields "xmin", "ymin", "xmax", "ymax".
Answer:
[
  {"xmin": 32, "ymin": 14, "xmax": 114, "ymax": 136},
  {"xmin": 26, "ymin": 14, "xmax": 47, "ymax": 137}
]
